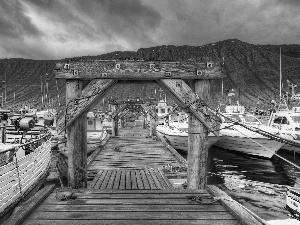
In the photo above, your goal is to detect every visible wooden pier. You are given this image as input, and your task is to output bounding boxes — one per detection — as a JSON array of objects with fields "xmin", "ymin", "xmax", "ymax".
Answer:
[
  {"xmin": 4, "ymin": 125, "xmax": 267, "ymax": 225},
  {"xmin": 2, "ymin": 59, "xmax": 267, "ymax": 225}
]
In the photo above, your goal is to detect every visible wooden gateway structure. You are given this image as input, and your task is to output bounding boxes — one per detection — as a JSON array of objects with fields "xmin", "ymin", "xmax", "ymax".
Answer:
[
  {"xmin": 54, "ymin": 59, "xmax": 223, "ymax": 189},
  {"xmin": 2, "ymin": 59, "xmax": 270, "ymax": 224}
]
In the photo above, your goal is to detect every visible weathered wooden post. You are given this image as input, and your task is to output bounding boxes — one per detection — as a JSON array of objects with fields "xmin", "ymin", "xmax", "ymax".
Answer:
[
  {"xmin": 187, "ymin": 80, "xmax": 210, "ymax": 189},
  {"xmin": 112, "ymin": 104, "xmax": 119, "ymax": 136},
  {"xmin": 0, "ymin": 126, "xmax": 6, "ymax": 143},
  {"xmin": 142, "ymin": 112, "xmax": 146, "ymax": 129},
  {"xmin": 66, "ymin": 79, "xmax": 87, "ymax": 188},
  {"xmin": 149, "ymin": 105, "xmax": 156, "ymax": 137}
]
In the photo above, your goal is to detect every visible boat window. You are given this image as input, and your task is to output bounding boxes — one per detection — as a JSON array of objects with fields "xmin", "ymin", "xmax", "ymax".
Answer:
[
  {"xmin": 273, "ymin": 117, "xmax": 289, "ymax": 124},
  {"xmin": 161, "ymin": 108, "xmax": 165, "ymax": 114},
  {"xmin": 178, "ymin": 127, "xmax": 188, "ymax": 132},
  {"xmin": 290, "ymin": 116, "xmax": 300, "ymax": 124},
  {"xmin": 231, "ymin": 115, "xmax": 242, "ymax": 122}
]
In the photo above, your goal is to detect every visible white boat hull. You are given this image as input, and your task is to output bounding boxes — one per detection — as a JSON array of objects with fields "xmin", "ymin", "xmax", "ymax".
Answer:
[
  {"xmin": 214, "ymin": 136, "xmax": 284, "ymax": 158},
  {"xmin": 156, "ymin": 126, "xmax": 220, "ymax": 152},
  {"xmin": 0, "ymin": 138, "xmax": 52, "ymax": 220}
]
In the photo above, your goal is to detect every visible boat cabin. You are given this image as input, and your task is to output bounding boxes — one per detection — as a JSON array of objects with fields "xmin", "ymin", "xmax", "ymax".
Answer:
[
  {"xmin": 155, "ymin": 100, "xmax": 173, "ymax": 124},
  {"xmin": 87, "ymin": 112, "xmax": 104, "ymax": 133},
  {"xmin": 267, "ymin": 110, "xmax": 300, "ymax": 136}
]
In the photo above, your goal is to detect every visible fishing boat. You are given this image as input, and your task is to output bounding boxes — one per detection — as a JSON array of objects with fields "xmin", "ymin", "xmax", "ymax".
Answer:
[
  {"xmin": 0, "ymin": 131, "xmax": 52, "ymax": 223},
  {"xmin": 214, "ymin": 112, "xmax": 292, "ymax": 158},
  {"xmin": 155, "ymin": 100, "xmax": 173, "ymax": 125},
  {"xmin": 265, "ymin": 106, "xmax": 300, "ymax": 152},
  {"xmin": 156, "ymin": 113, "xmax": 221, "ymax": 152}
]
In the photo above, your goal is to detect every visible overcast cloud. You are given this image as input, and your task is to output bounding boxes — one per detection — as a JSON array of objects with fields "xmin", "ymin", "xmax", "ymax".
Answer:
[{"xmin": 0, "ymin": 0, "xmax": 299, "ymax": 60}]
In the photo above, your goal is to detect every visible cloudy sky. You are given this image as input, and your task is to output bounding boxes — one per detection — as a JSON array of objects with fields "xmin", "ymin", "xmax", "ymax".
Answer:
[{"xmin": 0, "ymin": 0, "xmax": 299, "ymax": 60}]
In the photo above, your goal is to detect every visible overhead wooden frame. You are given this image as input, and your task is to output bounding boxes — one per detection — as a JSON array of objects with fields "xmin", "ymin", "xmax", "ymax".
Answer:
[{"xmin": 54, "ymin": 60, "xmax": 222, "ymax": 80}]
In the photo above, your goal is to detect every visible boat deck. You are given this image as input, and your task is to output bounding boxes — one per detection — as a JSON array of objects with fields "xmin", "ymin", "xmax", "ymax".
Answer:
[{"xmin": 5, "ymin": 123, "xmax": 267, "ymax": 225}]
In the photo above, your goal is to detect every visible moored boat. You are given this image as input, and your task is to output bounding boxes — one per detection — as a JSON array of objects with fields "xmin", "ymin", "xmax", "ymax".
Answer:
[
  {"xmin": 156, "ymin": 113, "xmax": 221, "ymax": 152},
  {"xmin": 265, "ymin": 106, "xmax": 300, "ymax": 152},
  {"xmin": 215, "ymin": 112, "xmax": 292, "ymax": 158},
  {"xmin": 0, "ymin": 131, "xmax": 52, "ymax": 223}
]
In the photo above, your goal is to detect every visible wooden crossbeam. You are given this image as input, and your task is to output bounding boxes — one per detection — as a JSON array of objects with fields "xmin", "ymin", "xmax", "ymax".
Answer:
[
  {"xmin": 157, "ymin": 79, "xmax": 220, "ymax": 136},
  {"xmin": 140, "ymin": 104, "xmax": 157, "ymax": 120},
  {"xmin": 57, "ymin": 79, "xmax": 117, "ymax": 134},
  {"xmin": 111, "ymin": 104, "xmax": 128, "ymax": 119},
  {"xmin": 54, "ymin": 60, "xmax": 222, "ymax": 80},
  {"xmin": 119, "ymin": 108, "xmax": 130, "ymax": 118}
]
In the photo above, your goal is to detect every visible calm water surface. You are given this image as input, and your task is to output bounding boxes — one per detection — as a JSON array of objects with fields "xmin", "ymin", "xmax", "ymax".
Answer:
[{"xmin": 178, "ymin": 146, "xmax": 300, "ymax": 221}]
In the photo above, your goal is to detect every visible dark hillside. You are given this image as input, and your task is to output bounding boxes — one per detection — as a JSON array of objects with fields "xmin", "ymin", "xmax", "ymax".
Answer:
[{"xmin": 1, "ymin": 39, "xmax": 300, "ymax": 111}]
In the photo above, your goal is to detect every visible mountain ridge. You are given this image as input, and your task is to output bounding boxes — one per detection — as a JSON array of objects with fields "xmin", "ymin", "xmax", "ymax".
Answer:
[{"xmin": 0, "ymin": 39, "xmax": 300, "ymax": 111}]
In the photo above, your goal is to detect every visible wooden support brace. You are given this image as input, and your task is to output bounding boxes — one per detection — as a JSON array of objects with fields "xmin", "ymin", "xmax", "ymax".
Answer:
[
  {"xmin": 111, "ymin": 104, "xmax": 128, "ymax": 119},
  {"xmin": 57, "ymin": 79, "xmax": 117, "ymax": 134},
  {"xmin": 157, "ymin": 79, "xmax": 220, "ymax": 136}
]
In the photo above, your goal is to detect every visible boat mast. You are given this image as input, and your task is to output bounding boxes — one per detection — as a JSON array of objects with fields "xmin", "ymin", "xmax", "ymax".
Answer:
[
  {"xmin": 279, "ymin": 47, "xmax": 282, "ymax": 100},
  {"xmin": 222, "ymin": 57, "xmax": 224, "ymax": 95}
]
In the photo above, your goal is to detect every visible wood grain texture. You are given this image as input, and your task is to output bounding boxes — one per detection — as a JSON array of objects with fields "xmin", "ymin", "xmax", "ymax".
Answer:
[
  {"xmin": 22, "ymin": 219, "xmax": 240, "ymax": 225},
  {"xmin": 55, "ymin": 60, "xmax": 222, "ymax": 80},
  {"xmin": 87, "ymin": 126, "xmax": 178, "ymax": 173},
  {"xmin": 21, "ymin": 189, "xmax": 240, "ymax": 225},
  {"xmin": 66, "ymin": 80, "xmax": 87, "ymax": 188},
  {"xmin": 2, "ymin": 185, "xmax": 55, "ymax": 225},
  {"xmin": 187, "ymin": 80, "xmax": 209, "ymax": 190}
]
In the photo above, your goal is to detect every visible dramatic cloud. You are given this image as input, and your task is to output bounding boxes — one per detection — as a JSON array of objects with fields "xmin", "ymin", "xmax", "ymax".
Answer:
[{"xmin": 0, "ymin": 0, "xmax": 299, "ymax": 59}]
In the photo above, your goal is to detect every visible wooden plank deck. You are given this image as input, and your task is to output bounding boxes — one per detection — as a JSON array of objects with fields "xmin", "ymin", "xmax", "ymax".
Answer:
[
  {"xmin": 87, "ymin": 125, "xmax": 179, "ymax": 172},
  {"xmin": 5, "ymin": 123, "xmax": 267, "ymax": 225},
  {"xmin": 20, "ymin": 189, "xmax": 240, "ymax": 225},
  {"xmin": 89, "ymin": 168, "xmax": 173, "ymax": 189}
]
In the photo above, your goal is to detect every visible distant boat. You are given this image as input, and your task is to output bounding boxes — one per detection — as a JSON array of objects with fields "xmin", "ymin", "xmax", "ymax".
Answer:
[
  {"xmin": 155, "ymin": 100, "xmax": 173, "ymax": 125},
  {"xmin": 265, "ymin": 106, "xmax": 300, "ymax": 152},
  {"xmin": 0, "ymin": 132, "xmax": 52, "ymax": 223}
]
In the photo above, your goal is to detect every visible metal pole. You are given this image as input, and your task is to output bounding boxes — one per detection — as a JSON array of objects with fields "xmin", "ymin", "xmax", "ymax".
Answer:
[
  {"xmin": 4, "ymin": 71, "xmax": 6, "ymax": 103},
  {"xmin": 279, "ymin": 47, "xmax": 282, "ymax": 100}
]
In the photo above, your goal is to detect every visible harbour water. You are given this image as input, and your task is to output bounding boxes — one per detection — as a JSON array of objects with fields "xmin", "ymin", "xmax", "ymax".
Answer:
[{"xmin": 178, "ymin": 146, "xmax": 300, "ymax": 222}]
